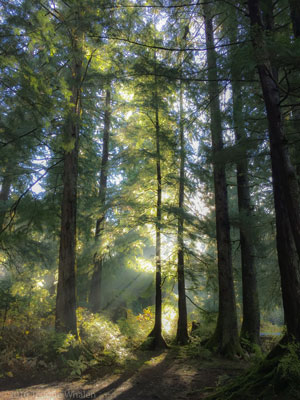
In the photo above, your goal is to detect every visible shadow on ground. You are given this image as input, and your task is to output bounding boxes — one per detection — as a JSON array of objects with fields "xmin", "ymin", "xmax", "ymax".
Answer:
[
  {"xmin": 0, "ymin": 349, "xmax": 249, "ymax": 400},
  {"xmin": 62, "ymin": 349, "xmax": 193, "ymax": 400}
]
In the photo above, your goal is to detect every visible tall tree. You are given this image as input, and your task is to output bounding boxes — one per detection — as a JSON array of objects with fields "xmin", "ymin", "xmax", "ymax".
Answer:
[
  {"xmin": 247, "ymin": 0, "xmax": 300, "ymax": 341},
  {"xmin": 89, "ymin": 88, "xmax": 112, "ymax": 313},
  {"xmin": 287, "ymin": 0, "xmax": 300, "ymax": 179},
  {"xmin": 148, "ymin": 53, "xmax": 167, "ymax": 349},
  {"xmin": 229, "ymin": 18, "xmax": 260, "ymax": 347},
  {"xmin": 55, "ymin": 5, "xmax": 84, "ymax": 335},
  {"xmin": 203, "ymin": 3, "xmax": 241, "ymax": 356},
  {"xmin": 176, "ymin": 40, "xmax": 188, "ymax": 345}
]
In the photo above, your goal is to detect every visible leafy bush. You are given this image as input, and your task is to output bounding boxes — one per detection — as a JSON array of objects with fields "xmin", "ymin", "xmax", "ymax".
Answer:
[
  {"xmin": 118, "ymin": 307, "xmax": 154, "ymax": 345},
  {"xmin": 178, "ymin": 335, "xmax": 212, "ymax": 360},
  {"xmin": 0, "ymin": 307, "xmax": 131, "ymax": 382},
  {"xmin": 189, "ymin": 318, "xmax": 216, "ymax": 341},
  {"xmin": 77, "ymin": 307, "xmax": 130, "ymax": 363},
  {"xmin": 117, "ymin": 304, "xmax": 178, "ymax": 345}
]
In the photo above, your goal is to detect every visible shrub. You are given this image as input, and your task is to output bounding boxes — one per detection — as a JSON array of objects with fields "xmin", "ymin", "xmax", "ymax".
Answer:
[
  {"xmin": 0, "ymin": 307, "xmax": 131, "ymax": 382},
  {"xmin": 178, "ymin": 335, "xmax": 213, "ymax": 360},
  {"xmin": 118, "ymin": 307, "xmax": 154, "ymax": 346}
]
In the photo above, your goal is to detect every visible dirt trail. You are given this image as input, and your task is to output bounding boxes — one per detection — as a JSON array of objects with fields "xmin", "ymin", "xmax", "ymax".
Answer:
[{"xmin": 0, "ymin": 350, "xmax": 248, "ymax": 400}]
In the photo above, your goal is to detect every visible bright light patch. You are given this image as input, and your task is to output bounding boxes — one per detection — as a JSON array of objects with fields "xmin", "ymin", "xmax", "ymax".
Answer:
[
  {"xmin": 156, "ymin": 16, "xmax": 167, "ymax": 32},
  {"xmin": 31, "ymin": 181, "xmax": 44, "ymax": 194},
  {"xmin": 36, "ymin": 280, "xmax": 44, "ymax": 288},
  {"xmin": 136, "ymin": 257, "xmax": 155, "ymax": 273},
  {"xmin": 162, "ymin": 305, "xmax": 177, "ymax": 335}
]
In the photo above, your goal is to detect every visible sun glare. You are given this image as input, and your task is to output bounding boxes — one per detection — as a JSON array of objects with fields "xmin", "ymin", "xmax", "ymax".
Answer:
[
  {"xmin": 162, "ymin": 305, "xmax": 177, "ymax": 335},
  {"xmin": 136, "ymin": 257, "xmax": 155, "ymax": 273}
]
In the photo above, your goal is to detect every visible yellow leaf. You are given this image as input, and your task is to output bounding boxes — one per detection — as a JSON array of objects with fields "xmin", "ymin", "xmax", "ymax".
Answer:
[
  {"xmin": 62, "ymin": 138, "xmax": 76, "ymax": 153},
  {"xmin": 6, "ymin": 371, "xmax": 13, "ymax": 377}
]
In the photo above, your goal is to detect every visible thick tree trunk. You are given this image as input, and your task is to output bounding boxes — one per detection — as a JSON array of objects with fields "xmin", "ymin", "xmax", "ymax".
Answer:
[
  {"xmin": 273, "ymin": 161, "xmax": 300, "ymax": 341},
  {"xmin": 0, "ymin": 171, "xmax": 12, "ymax": 231},
  {"xmin": 148, "ymin": 58, "xmax": 167, "ymax": 349},
  {"xmin": 248, "ymin": 0, "xmax": 300, "ymax": 341},
  {"xmin": 288, "ymin": 0, "xmax": 300, "ymax": 179},
  {"xmin": 176, "ymin": 80, "xmax": 189, "ymax": 345},
  {"xmin": 203, "ymin": 3, "xmax": 241, "ymax": 357},
  {"xmin": 89, "ymin": 88, "xmax": 111, "ymax": 313},
  {"xmin": 230, "ymin": 31, "xmax": 260, "ymax": 346},
  {"xmin": 55, "ymin": 35, "xmax": 82, "ymax": 336},
  {"xmin": 248, "ymin": 2, "xmax": 300, "ymax": 259}
]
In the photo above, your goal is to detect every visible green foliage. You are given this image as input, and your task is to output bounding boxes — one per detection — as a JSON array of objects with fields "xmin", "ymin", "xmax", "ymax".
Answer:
[
  {"xmin": 77, "ymin": 307, "xmax": 130, "ymax": 363},
  {"xmin": 0, "ymin": 307, "xmax": 131, "ymax": 382},
  {"xmin": 118, "ymin": 307, "xmax": 154, "ymax": 346},
  {"xmin": 189, "ymin": 314, "xmax": 217, "ymax": 342},
  {"xmin": 181, "ymin": 336, "xmax": 213, "ymax": 360},
  {"xmin": 240, "ymin": 337, "xmax": 263, "ymax": 361},
  {"xmin": 207, "ymin": 341, "xmax": 300, "ymax": 400},
  {"xmin": 276, "ymin": 342, "xmax": 300, "ymax": 396},
  {"xmin": 0, "ymin": 278, "xmax": 15, "ymax": 316}
]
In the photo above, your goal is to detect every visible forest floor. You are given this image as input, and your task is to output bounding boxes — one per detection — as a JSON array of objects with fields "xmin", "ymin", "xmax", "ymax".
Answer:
[{"xmin": 0, "ymin": 347, "xmax": 291, "ymax": 400}]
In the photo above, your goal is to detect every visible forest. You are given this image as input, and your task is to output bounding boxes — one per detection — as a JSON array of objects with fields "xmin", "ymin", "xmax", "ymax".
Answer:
[{"xmin": 0, "ymin": 0, "xmax": 300, "ymax": 399}]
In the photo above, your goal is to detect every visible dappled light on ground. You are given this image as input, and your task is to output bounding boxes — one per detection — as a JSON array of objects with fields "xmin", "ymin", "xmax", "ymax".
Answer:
[{"xmin": 0, "ymin": 350, "xmax": 249, "ymax": 400}]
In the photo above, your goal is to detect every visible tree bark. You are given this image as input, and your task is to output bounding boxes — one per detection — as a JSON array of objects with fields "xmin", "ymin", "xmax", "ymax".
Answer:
[
  {"xmin": 148, "ymin": 55, "xmax": 167, "ymax": 349},
  {"xmin": 288, "ymin": 0, "xmax": 300, "ymax": 179},
  {"xmin": 230, "ymin": 25, "xmax": 260, "ymax": 346},
  {"xmin": 176, "ymin": 79, "xmax": 189, "ymax": 345},
  {"xmin": 289, "ymin": 0, "xmax": 300, "ymax": 38},
  {"xmin": 236, "ymin": 153, "xmax": 260, "ymax": 346},
  {"xmin": 89, "ymin": 88, "xmax": 111, "ymax": 313},
  {"xmin": 203, "ymin": 3, "xmax": 241, "ymax": 357},
  {"xmin": 248, "ymin": 1, "xmax": 300, "ymax": 259},
  {"xmin": 55, "ymin": 33, "xmax": 82, "ymax": 336},
  {"xmin": 247, "ymin": 0, "xmax": 300, "ymax": 341},
  {"xmin": 0, "ymin": 170, "xmax": 12, "ymax": 231},
  {"xmin": 273, "ymin": 160, "xmax": 300, "ymax": 342}
]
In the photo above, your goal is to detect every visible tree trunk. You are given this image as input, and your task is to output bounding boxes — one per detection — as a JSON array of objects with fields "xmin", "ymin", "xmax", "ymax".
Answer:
[
  {"xmin": 55, "ymin": 34, "xmax": 82, "ymax": 337},
  {"xmin": 289, "ymin": 0, "xmax": 300, "ymax": 38},
  {"xmin": 0, "ymin": 170, "xmax": 12, "ymax": 231},
  {"xmin": 249, "ymin": 1, "xmax": 300, "ymax": 259},
  {"xmin": 230, "ymin": 26, "xmax": 260, "ymax": 347},
  {"xmin": 89, "ymin": 88, "xmax": 111, "ymax": 313},
  {"xmin": 288, "ymin": 0, "xmax": 300, "ymax": 179},
  {"xmin": 203, "ymin": 3, "xmax": 241, "ymax": 357},
  {"xmin": 148, "ymin": 55, "xmax": 167, "ymax": 349},
  {"xmin": 247, "ymin": 0, "xmax": 300, "ymax": 341},
  {"xmin": 176, "ymin": 79, "xmax": 189, "ymax": 345},
  {"xmin": 236, "ymin": 155, "xmax": 260, "ymax": 346},
  {"xmin": 273, "ymin": 160, "xmax": 300, "ymax": 342}
]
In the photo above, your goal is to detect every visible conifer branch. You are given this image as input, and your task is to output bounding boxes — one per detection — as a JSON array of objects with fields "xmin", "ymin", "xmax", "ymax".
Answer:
[
  {"xmin": 0, "ymin": 160, "xmax": 63, "ymax": 236},
  {"xmin": 90, "ymin": 35, "xmax": 250, "ymax": 53},
  {"xmin": 1, "ymin": 128, "xmax": 39, "ymax": 148},
  {"xmin": 185, "ymin": 294, "xmax": 217, "ymax": 314}
]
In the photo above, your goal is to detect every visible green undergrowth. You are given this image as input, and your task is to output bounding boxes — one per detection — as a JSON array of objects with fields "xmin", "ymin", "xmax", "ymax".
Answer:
[
  {"xmin": 206, "ymin": 341, "xmax": 300, "ymax": 400},
  {"xmin": 177, "ymin": 335, "xmax": 213, "ymax": 360},
  {"xmin": 0, "ymin": 307, "xmax": 133, "ymax": 385},
  {"xmin": 117, "ymin": 307, "xmax": 154, "ymax": 346},
  {"xmin": 0, "ymin": 305, "xmax": 179, "ymax": 386}
]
